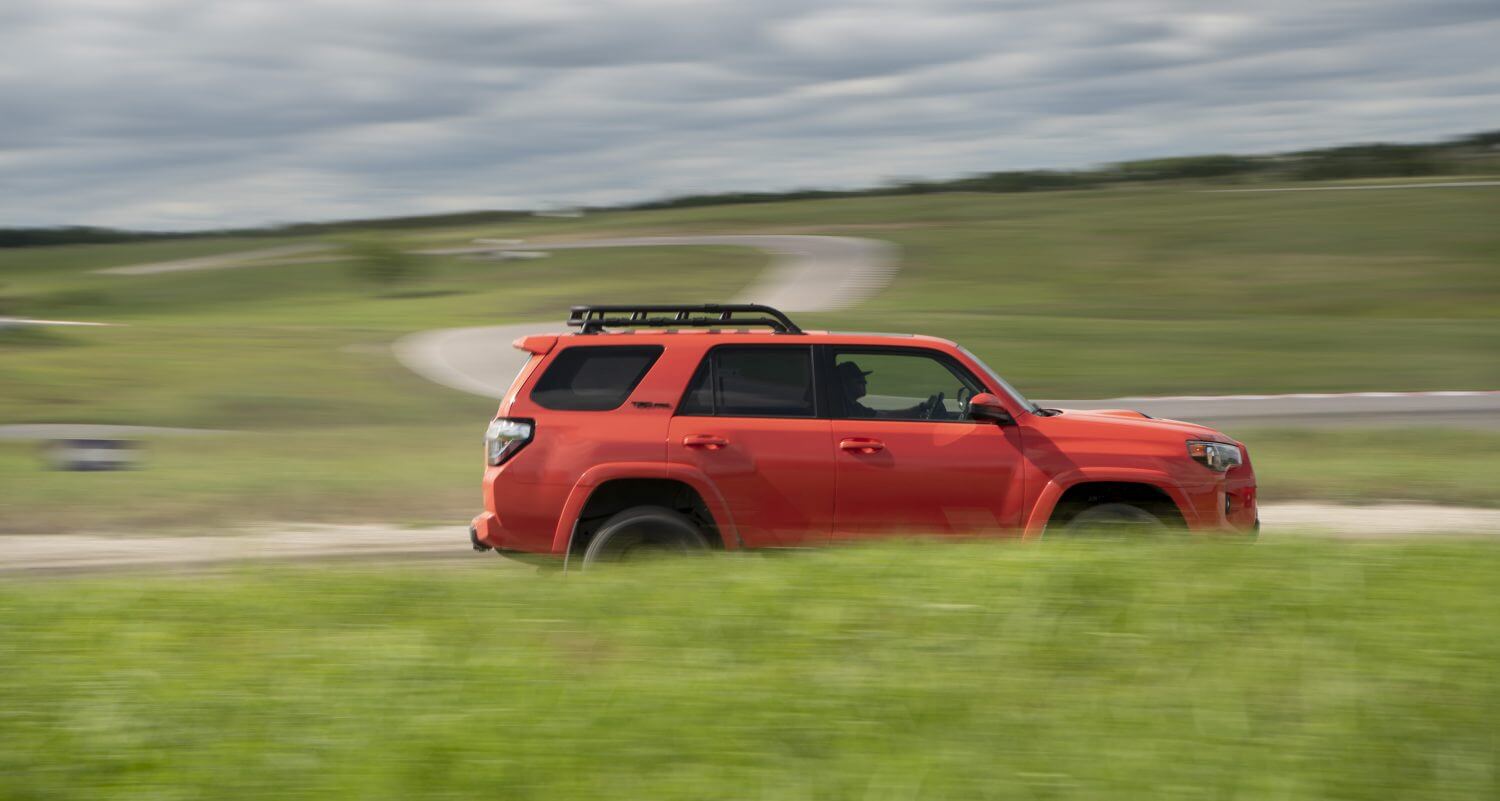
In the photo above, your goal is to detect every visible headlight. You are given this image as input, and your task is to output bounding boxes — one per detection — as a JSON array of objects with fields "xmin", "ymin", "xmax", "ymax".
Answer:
[
  {"xmin": 485, "ymin": 418, "xmax": 533, "ymax": 466},
  {"xmin": 1187, "ymin": 439, "xmax": 1242, "ymax": 472}
]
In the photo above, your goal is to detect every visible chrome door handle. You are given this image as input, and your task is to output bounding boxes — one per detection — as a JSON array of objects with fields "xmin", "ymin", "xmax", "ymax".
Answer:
[{"xmin": 839, "ymin": 438, "xmax": 885, "ymax": 454}]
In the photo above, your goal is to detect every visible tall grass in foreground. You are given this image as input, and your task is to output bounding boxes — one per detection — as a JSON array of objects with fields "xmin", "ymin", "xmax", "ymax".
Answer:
[{"xmin": 2, "ymin": 540, "xmax": 1496, "ymax": 799}]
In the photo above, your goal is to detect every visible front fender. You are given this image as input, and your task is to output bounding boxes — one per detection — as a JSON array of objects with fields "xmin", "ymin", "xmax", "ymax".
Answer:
[{"xmin": 1023, "ymin": 467, "xmax": 1205, "ymax": 538}]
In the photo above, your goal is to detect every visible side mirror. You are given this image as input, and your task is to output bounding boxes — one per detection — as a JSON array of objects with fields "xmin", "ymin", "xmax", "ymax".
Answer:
[{"xmin": 967, "ymin": 392, "xmax": 1015, "ymax": 425}]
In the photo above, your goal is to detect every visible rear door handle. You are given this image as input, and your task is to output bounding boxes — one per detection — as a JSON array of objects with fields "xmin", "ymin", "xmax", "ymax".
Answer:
[
  {"xmin": 839, "ymin": 437, "xmax": 885, "ymax": 454},
  {"xmin": 683, "ymin": 434, "xmax": 729, "ymax": 450}
]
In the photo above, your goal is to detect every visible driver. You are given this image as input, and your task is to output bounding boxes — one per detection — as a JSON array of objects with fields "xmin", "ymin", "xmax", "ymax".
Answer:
[
  {"xmin": 837, "ymin": 361, "xmax": 879, "ymax": 417},
  {"xmin": 837, "ymin": 361, "xmax": 936, "ymax": 419}
]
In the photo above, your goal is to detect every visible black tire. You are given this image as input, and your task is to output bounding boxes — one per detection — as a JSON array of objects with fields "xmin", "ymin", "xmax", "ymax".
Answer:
[
  {"xmin": 581, "ymin": 505, "xmax": 710, "ymax": 568},
  {"xmin": 1062, "ymin": 502, "xmax": 1169, "ymax": 537}
]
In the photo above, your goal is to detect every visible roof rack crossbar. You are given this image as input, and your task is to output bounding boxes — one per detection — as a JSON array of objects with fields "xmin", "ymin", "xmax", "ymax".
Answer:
[{"xmin": 567, "ymin": 304, "xmax": 803, "ymax": 334}]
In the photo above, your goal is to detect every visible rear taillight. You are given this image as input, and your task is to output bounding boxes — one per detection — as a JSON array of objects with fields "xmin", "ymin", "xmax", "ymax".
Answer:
[{"xmin": 484, "ymin": 418, "xmax": 533, "ymax": 466}]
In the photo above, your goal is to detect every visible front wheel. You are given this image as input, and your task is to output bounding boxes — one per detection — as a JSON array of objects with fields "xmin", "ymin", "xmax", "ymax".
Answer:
[
  {"xmin": 581, "ymin": 505, "xmax": 710, "ymax": 568},
  {"xmin": 1062, "ymin": 502, "xmax": 1169, "ymax": 537}
]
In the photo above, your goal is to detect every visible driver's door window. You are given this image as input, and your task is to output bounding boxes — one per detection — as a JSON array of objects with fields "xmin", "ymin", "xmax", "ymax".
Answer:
[{"xmin": 830, "ymin": 349, "xmax": 984, "ymax": 422}]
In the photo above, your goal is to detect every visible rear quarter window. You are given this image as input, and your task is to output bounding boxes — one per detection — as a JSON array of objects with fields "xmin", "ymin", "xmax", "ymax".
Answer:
[
  {"xmin": 530, "ymin": 345, "xmax": 663, "ymax": 411},
  {"xmin": 678, "ymin": 346, "xmax": 815, "ymax": 418}
]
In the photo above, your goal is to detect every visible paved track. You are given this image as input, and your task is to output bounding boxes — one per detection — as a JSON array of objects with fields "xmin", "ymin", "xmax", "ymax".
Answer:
[
  {"xmin": 96, "ymin": 243, "xmax": 336, "ymax": 275},
  {"xmin": 1200, "ymin": 180, "xmax": 1500, "ymax": 194},
  {"xmin": 0, "ymin": 317, "xmax": 120, "ymax": 328},
  {"xmin": 414, "ymin": 235, "xmax": 900, "ymax": 311},
  {"xmin": 1055, "ymin": 391, "xmax": 1500, "ymax": 431}
]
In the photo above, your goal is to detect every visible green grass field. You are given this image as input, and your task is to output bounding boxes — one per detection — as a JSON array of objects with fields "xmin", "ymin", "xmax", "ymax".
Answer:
[
  {"xmin": 2, "ymin": 541, "xmax": 1496, "ymax": 799},
  {"xmin": 2, "ymin": 185, "xmax": 1497, "ymax": 530}
]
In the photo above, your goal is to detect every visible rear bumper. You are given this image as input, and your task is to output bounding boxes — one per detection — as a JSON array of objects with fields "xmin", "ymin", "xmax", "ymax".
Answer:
[
  {"xmin": 469, "ymin": 523, "xmax": 490, "ymax": 552},
  {"xmin": 470, "ymin": 514, "xmax": 565, "ymax": 567},
  {"xmin": 471, "ymin": 508, "xmax": 568, "ymax": 555},
  {"xmin": 470, "ymin": 511, "xmax": 504, "ymax": 550}
]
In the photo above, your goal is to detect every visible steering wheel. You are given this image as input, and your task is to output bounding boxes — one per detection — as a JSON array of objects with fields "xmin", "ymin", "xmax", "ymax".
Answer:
[
  {"xmin": 956, "ymin": 386, "xmax": 973, "ymax": 413},
  {"xmin": 923, "ymin": 392, "xmax": 946, "ymax": 420}
]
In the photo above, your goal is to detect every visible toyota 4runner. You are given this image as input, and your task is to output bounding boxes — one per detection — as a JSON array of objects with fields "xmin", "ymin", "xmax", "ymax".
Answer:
[{"xmin": 470, "ymin": 304, "xmax": 1257, "ymax": 566}]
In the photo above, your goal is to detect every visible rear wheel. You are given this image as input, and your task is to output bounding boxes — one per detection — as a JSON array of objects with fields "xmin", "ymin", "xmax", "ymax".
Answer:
[
  {"xmin": 581, "ymin": 505, "xmax": 710, "ymax": 567},
  {"xmin": 1062, "ymin": 502, "xmax": 1169, "ymax": 537}
]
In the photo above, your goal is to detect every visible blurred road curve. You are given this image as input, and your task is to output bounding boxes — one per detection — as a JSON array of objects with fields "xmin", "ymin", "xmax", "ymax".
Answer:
[
  {"xmin": 394, "ymin": 235, "xmax": 899, "ymax": 398},
  {"xmin": 95, "ymin": 243, "xmax": 338, "ymax": 275}
]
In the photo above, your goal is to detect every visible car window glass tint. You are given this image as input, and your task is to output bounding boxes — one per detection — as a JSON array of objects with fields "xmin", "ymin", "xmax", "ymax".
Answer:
[
  {"xmin": 832, "ymin": 350, "xmax": 982, "ymax": 421},
  {"xmin": 679, "ymin": 359, "xmax": 714, "ymax": 415},
  {"xmin": 714, "ymin": 348, "xmax": 814, "ymax": 417},
  {"xmin": 531, "ymin": 346, "xmax": 663, "ymax": 411}
]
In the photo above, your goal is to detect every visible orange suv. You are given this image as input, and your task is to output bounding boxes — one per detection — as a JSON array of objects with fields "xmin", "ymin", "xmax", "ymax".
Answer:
[{"xmin": 470, "ymin": 304, "xmax": 1257, "ymax": 566}]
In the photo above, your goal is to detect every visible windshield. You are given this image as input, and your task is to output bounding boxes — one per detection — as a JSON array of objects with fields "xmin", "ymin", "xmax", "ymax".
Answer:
[{"xmin": 958, "ymin": 346, "xmax": 1041, "ymax": 414}]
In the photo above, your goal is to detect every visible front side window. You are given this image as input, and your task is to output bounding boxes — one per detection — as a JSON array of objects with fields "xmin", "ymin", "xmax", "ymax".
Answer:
[
  {"xmin": 531, "ymin": 345, "xmax": 663, "ymax": 411},
  {"xmin": 679, "ymin": 347, "xmax": 815, "ymax": 418},
  {"xmin": 957, "ymin": 345, "xmax": 1038, "ymax": 413},
  {"xmin": 832, "ymin": 349, "xmax": 984, "ymax": 422}
]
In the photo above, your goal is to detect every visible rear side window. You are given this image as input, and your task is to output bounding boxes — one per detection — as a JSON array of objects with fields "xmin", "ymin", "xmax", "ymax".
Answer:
[
  {"xmin": 679, "ymin": 346, "xmax": 814, "ymax": 418},
  {"xmin": 531, "ymin": 345, "xmax": 663, "ymax": 411}
]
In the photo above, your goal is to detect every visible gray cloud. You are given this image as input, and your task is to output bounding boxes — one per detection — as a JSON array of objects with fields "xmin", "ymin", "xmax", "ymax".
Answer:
[{"xmin": 2, "ymin": 0, "xmax": 1497, "ymax": 229}]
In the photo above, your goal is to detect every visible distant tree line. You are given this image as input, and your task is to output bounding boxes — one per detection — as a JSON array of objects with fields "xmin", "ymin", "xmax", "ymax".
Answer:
[
  {"xmin": 4, "ymin": 130, "xmax": 1497, "ymax": 247},
  {"xmin": 629, "ymin": 129, "xmax": 1500, "ymax": 210}
]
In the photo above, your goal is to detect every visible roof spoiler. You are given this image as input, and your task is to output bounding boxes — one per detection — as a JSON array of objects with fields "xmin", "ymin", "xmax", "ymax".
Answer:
[{"xmin": 512, "ymin": 334, "xmax": 557, "ymax": 355}]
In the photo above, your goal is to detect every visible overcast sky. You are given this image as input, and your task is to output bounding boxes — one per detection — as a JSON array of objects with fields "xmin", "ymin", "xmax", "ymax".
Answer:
[{"xmin": 3, "ymin": 0, "xmax": 1498, "ymax": 230}]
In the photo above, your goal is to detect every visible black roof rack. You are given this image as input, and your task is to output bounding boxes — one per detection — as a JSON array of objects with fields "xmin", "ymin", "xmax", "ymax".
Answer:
[{"xmin": 567, "ymin": 304, "xmax": 803, "ymax": 335}]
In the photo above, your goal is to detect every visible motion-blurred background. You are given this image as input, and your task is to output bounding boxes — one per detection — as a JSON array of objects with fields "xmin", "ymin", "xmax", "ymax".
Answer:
[{"xmin": 2, "ymin": 1, "xmax": 1498, "ymax": 798}]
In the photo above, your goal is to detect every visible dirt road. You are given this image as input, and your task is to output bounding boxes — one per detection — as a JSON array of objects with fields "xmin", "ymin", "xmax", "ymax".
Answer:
[{"xmin": 3, "ymin": 504, "xmax": 1496, "ymax": 574}]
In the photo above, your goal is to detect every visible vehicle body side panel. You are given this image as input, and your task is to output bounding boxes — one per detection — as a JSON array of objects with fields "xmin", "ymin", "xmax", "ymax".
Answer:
[
  {"xmin": 669, "ymin": 416, "xmax": 834, "ymax": 548},
  {"xmin": 832, "ymin": 419, "xmax": 1027, "ymax": 537}
]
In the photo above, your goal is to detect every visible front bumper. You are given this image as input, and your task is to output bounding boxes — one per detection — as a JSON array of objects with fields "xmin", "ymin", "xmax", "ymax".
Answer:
[{"xmin": 1177, "ymin": 472, "xmax": 1257, "ymax": 533}]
